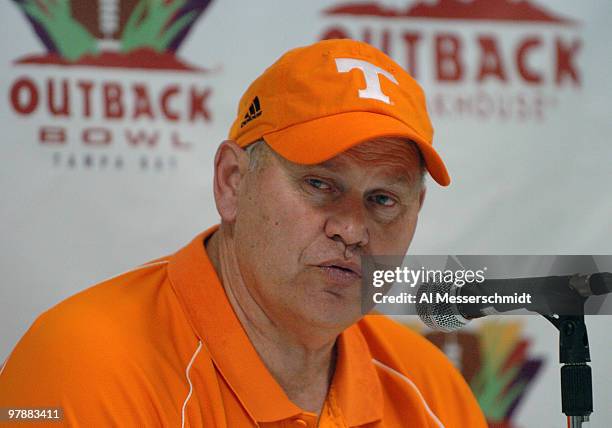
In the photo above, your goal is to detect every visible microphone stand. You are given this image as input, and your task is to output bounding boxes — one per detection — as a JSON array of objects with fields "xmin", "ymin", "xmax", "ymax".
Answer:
[
  {"xmin": 543, "ymin": 312, "xmax": 593, "ymax": 428},
  {"xmin": 420, "ymin": 271, "xmax": 612, "ymax": 426}
]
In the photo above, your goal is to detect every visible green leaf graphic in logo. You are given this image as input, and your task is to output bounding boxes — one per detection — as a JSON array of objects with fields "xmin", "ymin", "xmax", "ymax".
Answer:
[
  {"xmin": 121, "ymin": 0, "xmax": 198, "ymax": 53},
  {"xmin": 21, "ymin": 0, "xmax": 98, "ymax": 61},
  {"xmin": 471, "ymin": 322, "xmax": 532, "ymax": 423}
]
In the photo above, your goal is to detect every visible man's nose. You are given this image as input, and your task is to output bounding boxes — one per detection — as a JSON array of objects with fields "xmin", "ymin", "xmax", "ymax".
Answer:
[{"xmin": 323, "ymin": 196, "xmax": 369, "ymax": 250}]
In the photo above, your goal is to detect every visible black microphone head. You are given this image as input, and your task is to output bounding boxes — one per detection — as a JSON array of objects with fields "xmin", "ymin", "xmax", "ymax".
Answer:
[
  {"xmin": 416, "ymin": 281, "xmax": 470, "ymax": 332},
  {"xmin": 589, "ymin": 273, "xmax": 612, "ymax": 295}
]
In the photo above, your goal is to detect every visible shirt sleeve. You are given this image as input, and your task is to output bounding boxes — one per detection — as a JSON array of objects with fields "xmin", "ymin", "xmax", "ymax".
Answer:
[{"xmin": 0, "ymin": 306, "xmax": 171, "ymax": 427}]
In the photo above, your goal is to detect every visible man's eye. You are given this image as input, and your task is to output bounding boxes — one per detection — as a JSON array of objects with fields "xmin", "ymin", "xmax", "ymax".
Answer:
[
  {"xmin": 370, "ymin": 194, "xmax": 396, "ymax": 207},
  {"xmin": 306, "ymin": 178, "xmax": 331, "ymax": 190}
]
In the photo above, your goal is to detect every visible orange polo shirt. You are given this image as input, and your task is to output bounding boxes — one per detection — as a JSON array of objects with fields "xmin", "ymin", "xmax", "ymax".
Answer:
[{"xmin": 0, "ymin": 227, "xmax": 486, "ymax": 427}]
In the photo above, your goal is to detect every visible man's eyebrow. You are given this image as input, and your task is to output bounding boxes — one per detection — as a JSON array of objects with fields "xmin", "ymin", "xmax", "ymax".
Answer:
[
  {"xmin": 384, "ymin": 174, "xmax": 415, "ymax": 185},
  {"xmin": 318, "ymin": 158, "xmax": 344, "ymax": 169},
  {"xmin": 294, "ymin": 158, "xmax": 344, "ymax": 172},
  {"xmin": 298, "ymin": 166, "xmax": 416, "ymax": 190},
  {"xmin": 374, "ymin": 176, "xmax": 420, "ymax": 196},
  {"xmin": 316, "ymin": 158, "xmax": 417, "ymax": 182},
  {"xmin": 283, "ymin": 156, "xmax": 418, "ymax": 188},
  {"xmin": 284, "ymin": 159, "xmax": 344, "ymax": 175}
]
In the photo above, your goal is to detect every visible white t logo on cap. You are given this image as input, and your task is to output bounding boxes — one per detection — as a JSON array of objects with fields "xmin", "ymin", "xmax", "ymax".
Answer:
[{"xmin": 335, "ymin": 58, "xmax": 398, "ymax": 105}]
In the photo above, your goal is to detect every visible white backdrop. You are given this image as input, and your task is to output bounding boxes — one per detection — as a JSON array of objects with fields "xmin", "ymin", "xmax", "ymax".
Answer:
[{"xmin": 1, "ymin": 1, "xmax": 611, "ymax": 426}]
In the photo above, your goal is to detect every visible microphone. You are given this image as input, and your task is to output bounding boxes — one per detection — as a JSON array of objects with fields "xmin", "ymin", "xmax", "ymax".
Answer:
[{"xmin": 416, "ymin": 272, "xmax": 612, "ymax": 332}]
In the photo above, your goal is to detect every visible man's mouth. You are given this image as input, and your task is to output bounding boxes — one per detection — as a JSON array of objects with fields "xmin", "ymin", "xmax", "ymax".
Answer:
[
  {"xmin": 319, "ymin": 259, "xmax": 362, "ymax": 276},
  {"xmin": 318, "ymin": 262, "xmax": 362, "ymax": 286}
]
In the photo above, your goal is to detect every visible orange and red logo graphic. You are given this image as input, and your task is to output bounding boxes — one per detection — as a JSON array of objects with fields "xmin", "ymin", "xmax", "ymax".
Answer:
[
  {"xmin": 320, "ymin": 0, "xmax": 582, "ymax": 122},
  {"xmin": 8, "ymin": 0, "xmax": 215, "ymax": 172}
]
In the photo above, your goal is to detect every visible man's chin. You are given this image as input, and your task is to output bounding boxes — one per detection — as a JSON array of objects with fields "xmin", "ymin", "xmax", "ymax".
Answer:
[{"xmin": 296, "ymin": 292, "xmax": 363, "ymax": 331}]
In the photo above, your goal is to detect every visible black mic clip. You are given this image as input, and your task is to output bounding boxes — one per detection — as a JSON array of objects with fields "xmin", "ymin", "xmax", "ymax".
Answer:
[{"xmin": 542, "ymin": 300, "xmax": 592, "ymax": 428}]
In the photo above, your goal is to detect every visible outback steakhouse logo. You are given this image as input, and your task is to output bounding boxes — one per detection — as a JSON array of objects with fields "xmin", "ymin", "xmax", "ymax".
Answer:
[
  {"xmin": 8, "ymin": 0, "xmax": 214, "ymax": 171},
  {"xmin": 320, "ymin": 0, "xmax": 582, "ymax": 122}
]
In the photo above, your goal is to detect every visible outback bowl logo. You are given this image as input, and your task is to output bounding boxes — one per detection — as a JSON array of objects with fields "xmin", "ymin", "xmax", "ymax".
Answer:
[
  {"xmin": 320, "ymin": 0, "xmax": 582, "ymax": 122},
  {"xmin": 8, "ymin": 0, "xmax": 214, "ymax": 171},
  {"xmin": 405, "ymin": 320, "xmax": 544, "ymax": 428}
]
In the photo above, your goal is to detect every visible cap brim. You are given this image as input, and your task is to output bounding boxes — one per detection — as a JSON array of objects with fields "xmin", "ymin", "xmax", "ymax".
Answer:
[{"xmin": 262, "ymin": 111, "xmax": 450, "ymax": 186}]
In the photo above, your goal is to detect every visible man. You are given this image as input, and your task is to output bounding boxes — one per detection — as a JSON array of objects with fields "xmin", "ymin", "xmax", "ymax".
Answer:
[{"xmin": 0, "ymin": 39, "xmax": 486, "ymax": 427}]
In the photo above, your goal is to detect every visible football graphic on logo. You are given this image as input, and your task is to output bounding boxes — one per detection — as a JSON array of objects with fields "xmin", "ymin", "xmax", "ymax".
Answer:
[{"xmin": 13, "ymin": 0, "xmax": 212, "ymax": 70}]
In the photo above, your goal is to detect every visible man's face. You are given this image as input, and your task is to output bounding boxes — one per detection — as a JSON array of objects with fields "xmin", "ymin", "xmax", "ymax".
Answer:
[{"xmin": 231, "ymin": 139, "xmax": 425, "ymax": 332}]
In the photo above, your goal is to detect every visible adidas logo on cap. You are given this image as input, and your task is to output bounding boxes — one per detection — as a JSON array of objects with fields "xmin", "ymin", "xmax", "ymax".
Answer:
[{"xmin": 240, "ymin": 96, "xmax": 262, "ymax": 128}]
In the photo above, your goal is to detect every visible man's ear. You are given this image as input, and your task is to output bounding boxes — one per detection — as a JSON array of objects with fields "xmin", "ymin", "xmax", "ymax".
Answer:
[
  {"xmin": 418, "ymin": 185, "xmax": 427, "ymax": 212},
  {"xmin": 213, "ymin": 140, "xmax": 249, "ymax": 223}
]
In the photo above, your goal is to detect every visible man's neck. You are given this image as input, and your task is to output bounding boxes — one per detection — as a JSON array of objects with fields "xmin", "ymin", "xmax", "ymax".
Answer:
[{"xmin": 205, "ymin": 228, "xmax": 337, "ymax": 414}]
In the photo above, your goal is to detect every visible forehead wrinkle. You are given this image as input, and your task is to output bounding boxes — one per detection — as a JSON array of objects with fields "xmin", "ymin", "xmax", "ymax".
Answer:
[
  {"xmin": 285, "ymin": 158, "xmax": 416, "ymax": 197},
  {"xmin": 345, "ymin": 141, "xmax": 420, "ymax": 169},
  {"xmin": 321, "ymin": 151, "xmax": 418, "ymax": 186},
  {"xmin": 267, "ymin": 139, "xmax": 422, "ymax": 189}
]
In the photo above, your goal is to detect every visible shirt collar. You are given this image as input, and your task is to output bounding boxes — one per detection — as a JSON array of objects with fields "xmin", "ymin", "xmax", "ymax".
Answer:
[{"xmin": 168, "ymin": 226, "xmax": 383, "ymax": 425}]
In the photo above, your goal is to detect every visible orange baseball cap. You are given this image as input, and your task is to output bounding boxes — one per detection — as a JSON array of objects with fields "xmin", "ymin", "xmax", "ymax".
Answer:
[{"xmin": 228, "ymin": 39, "xmax": 450, "ymax": 186}]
